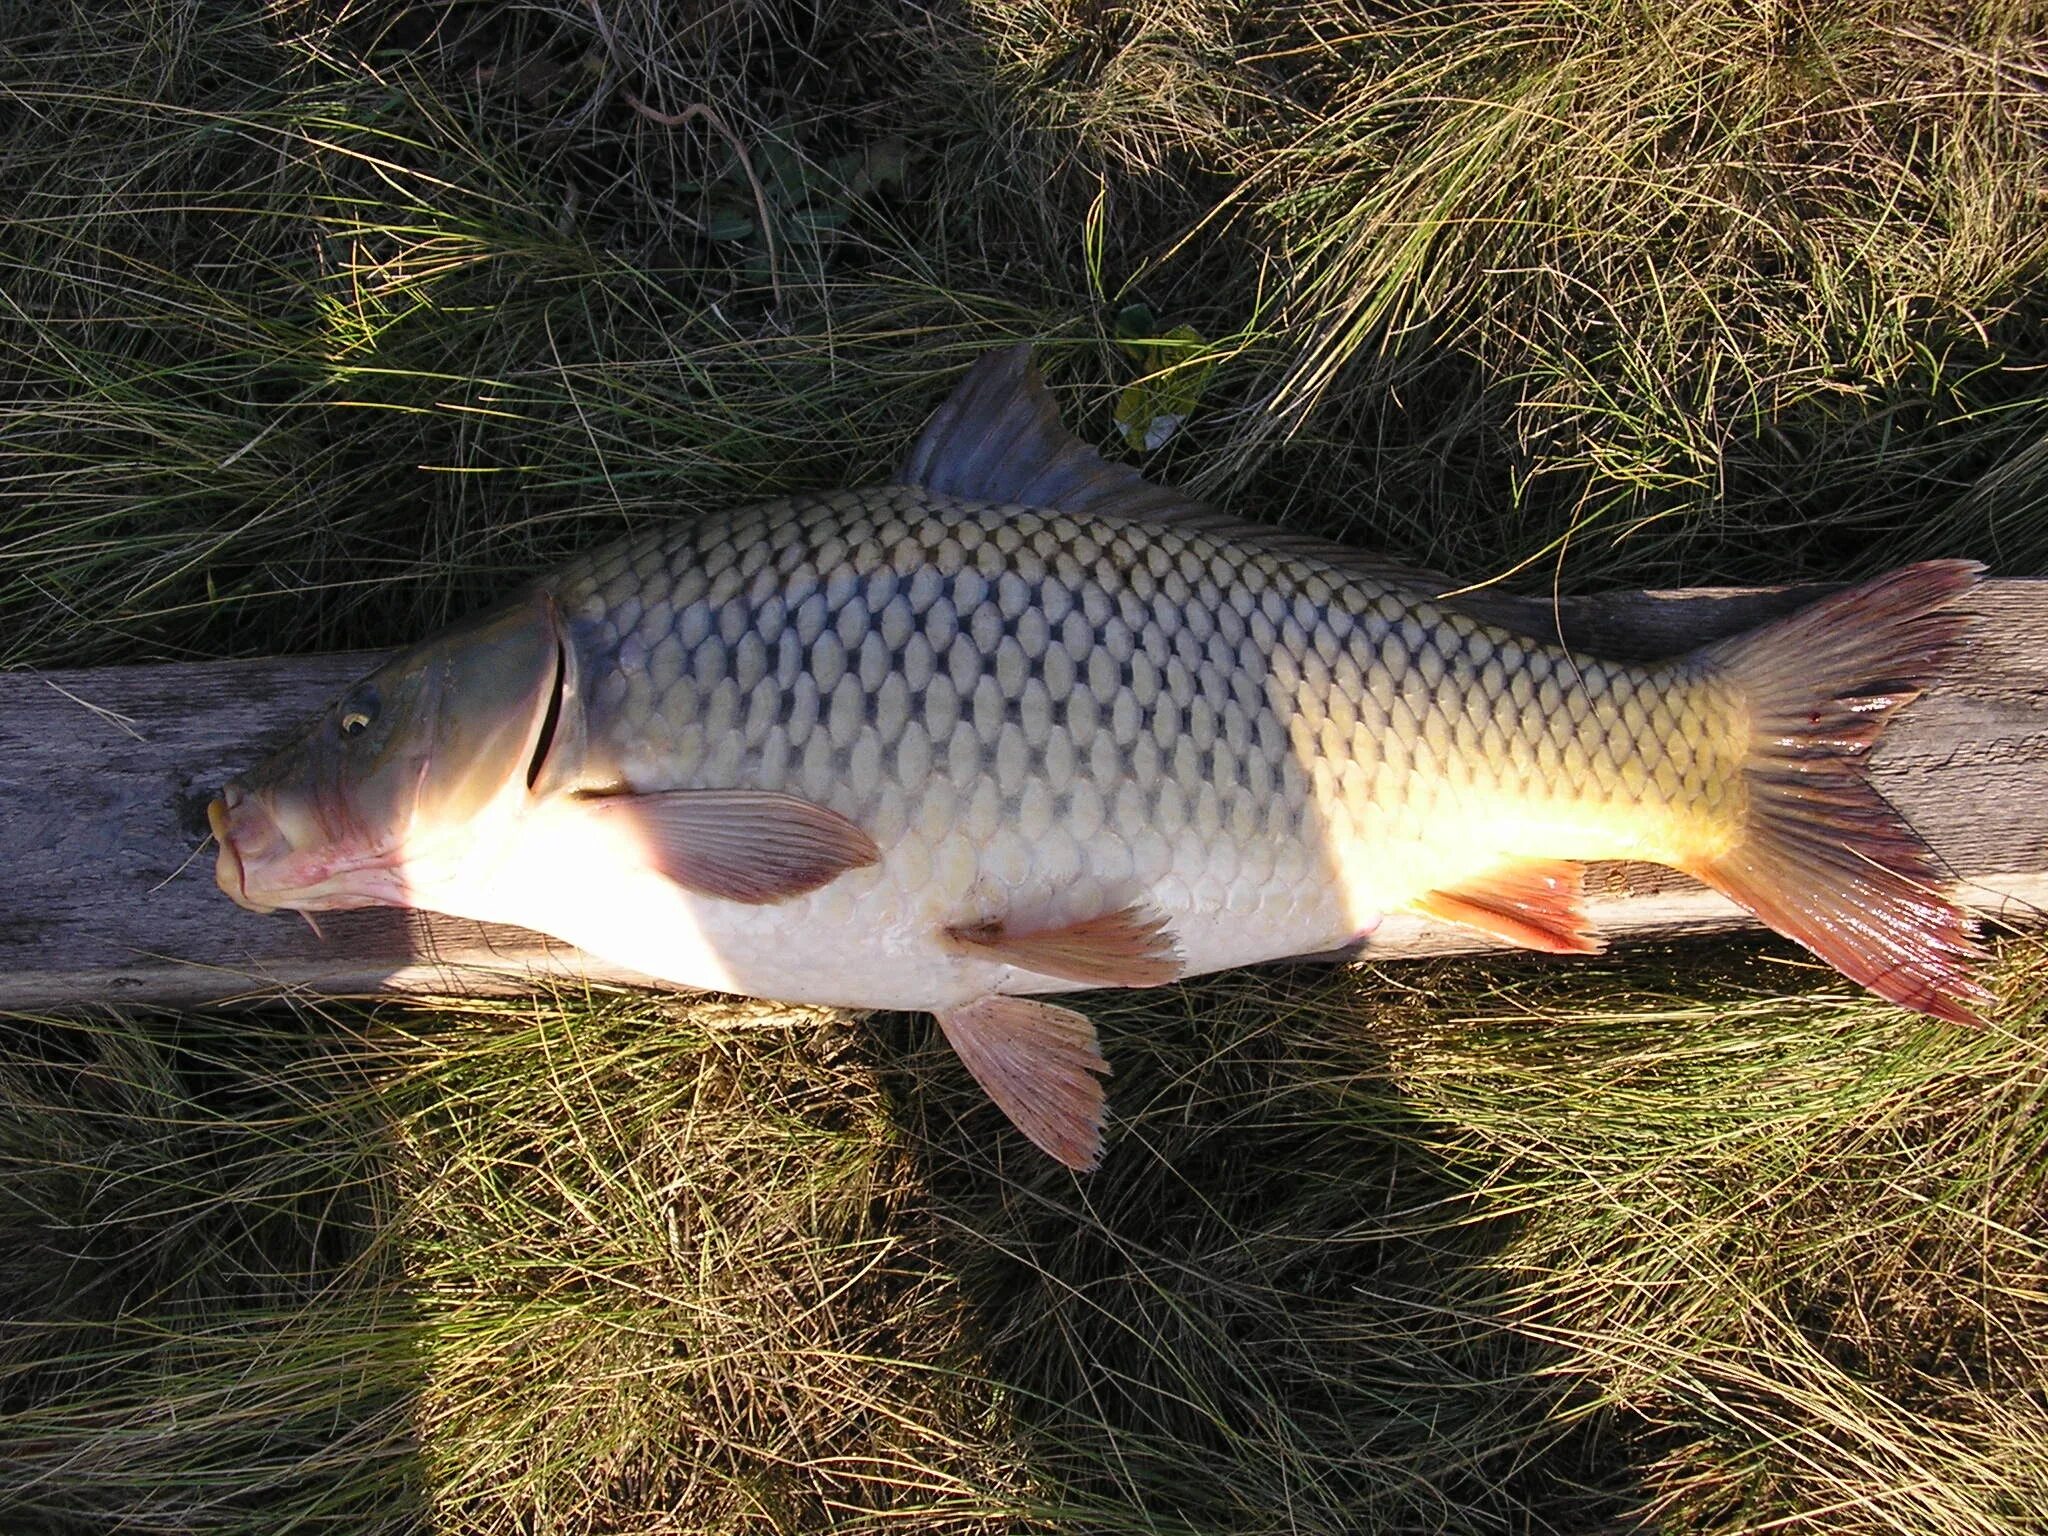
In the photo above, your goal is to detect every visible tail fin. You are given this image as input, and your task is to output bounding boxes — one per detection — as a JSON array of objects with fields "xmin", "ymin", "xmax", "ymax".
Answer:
[{"xmin": 1688, "ymin": 560, "xmax": 1991, "ymax": 1025}]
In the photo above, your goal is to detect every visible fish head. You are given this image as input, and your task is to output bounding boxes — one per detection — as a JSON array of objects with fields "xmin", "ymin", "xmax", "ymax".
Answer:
[{"xmin": 210, "ymin": 590, "xmax": 566, "ymax": 915}]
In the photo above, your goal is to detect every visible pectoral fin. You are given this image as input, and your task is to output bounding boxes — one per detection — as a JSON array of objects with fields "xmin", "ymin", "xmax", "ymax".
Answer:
[
  {"xmin": 579, "ymin": 788, "xmax": 879, "ymax": 904},
  {"xmin": 1414, "ymin": 859, "xmax": 1601, "ymax": 954},
  {"xmin": 944, "ymin": 902, "xmax": 1183, "ymax": 987},
  {"xmin": 935, "ymin": 995, "xmax": 1112, "ymax": 1170}
]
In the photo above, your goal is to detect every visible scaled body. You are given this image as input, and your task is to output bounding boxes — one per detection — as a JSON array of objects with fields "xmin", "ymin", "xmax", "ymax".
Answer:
[
  {"xmin": 500, "ymin": 487, "xmax": 1739, "ymax": 1011},
  {"xmin": 211, "ymin": 348, "xmax": 1987, "ymax": 1168}
]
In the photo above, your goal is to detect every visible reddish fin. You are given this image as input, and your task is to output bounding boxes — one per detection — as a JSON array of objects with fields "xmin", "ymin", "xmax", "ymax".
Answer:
[
  {"xmin": 935, "ymin": 995, "xmax": 1111, "ymax": 1170},
  {"xmin": 1689, "ymin": 559, "xmax": 1992, "ymax": 1025},
  {"xmin": 944, "ymin": 903, "xmax": 1183, "ymax": 987},
  {"xmin": 580, "ymin": 789, "xmax": 878, "ymax": 905},
  {"xmin": 1414, "ymin": 860, "xmax": 1600, "ymax": 954}
]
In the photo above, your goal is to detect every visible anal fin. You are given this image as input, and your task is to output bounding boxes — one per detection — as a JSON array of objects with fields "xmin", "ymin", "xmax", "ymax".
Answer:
[
  {"xmin": 935, "ymin": 995, "xmax": 1111, "ymax": 1171},
  {"xmin": 1414, "ymin": 859, "xmax": 1601, "ymax": 955},
  {"xmin": 944, "ymin": 903, "xmax": 1183, "ymax": 987}
]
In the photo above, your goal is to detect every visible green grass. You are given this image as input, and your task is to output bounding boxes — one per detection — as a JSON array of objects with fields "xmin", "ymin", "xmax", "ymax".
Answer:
[{"xmin": 4, "ymin": 0, "xmax": 2047, "ymax": 1530}]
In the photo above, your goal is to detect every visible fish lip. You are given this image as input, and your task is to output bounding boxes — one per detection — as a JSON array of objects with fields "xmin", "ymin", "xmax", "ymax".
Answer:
[
  {"xmin": 209, "ymin": 780, "xmax": 410, "ymax": 914},
  {"xmin": 210, "ymin": 783, "xmax": 279, "ymax": 915}
]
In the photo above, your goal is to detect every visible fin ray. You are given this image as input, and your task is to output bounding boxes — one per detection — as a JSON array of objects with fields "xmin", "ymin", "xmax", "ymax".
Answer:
[
  {"xmin": 897, "ymin": 345, "xmax": 1193, "ymax": 521},
  {"xmin": 1414, "ymin": 859, "xmax": 1600, "ymax": 954},
  {"xmin": 945, "ymin": 903, "xmax": 1184, "ymax": 987},
  {"xmin": 935, "ymin": 995, "xmax": 1111, "ymax": 1170},
  {"xmin": 1689, "ymin": 559, "xmax": 1991, "ymax": 1024},
  {"xmin": 898, "ymin": 347, "xmax": 1570, "ymax": 639},
  {"xmin": 579, "ymin": 788, "xmax": 878, "ymax": 905}
]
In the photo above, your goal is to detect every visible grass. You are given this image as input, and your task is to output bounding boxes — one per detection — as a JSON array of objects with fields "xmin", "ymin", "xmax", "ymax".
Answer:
[{"xmin": 3, "ymin": 0, "xmax": 2047, "ymax": 1530}]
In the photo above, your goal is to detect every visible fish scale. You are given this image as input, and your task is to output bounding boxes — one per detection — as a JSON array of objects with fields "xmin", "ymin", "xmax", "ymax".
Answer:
[
  {"xmin": 211, "ymin": 345, "xmax": 1988, "ymax": 1170},
  {"xmin": 533, "ymin": 484, "xmax": 1741, "ymax": 992}
]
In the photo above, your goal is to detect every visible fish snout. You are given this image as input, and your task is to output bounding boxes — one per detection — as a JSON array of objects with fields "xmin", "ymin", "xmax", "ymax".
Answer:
[{"xmin": 209, "ymin": 781, "xmax": 281, "ymax": 914}]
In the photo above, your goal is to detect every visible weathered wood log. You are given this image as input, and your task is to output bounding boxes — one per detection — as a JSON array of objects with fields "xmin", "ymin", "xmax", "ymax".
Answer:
[{"xmin": 3, "ymin": 579, "xmax": 2044, "ymax": 1013}]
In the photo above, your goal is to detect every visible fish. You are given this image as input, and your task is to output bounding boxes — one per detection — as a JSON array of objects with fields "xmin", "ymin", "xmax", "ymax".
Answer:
[{"xmin": 209, "ymin": 346, "xmax": 1991, "ymax": 1170}]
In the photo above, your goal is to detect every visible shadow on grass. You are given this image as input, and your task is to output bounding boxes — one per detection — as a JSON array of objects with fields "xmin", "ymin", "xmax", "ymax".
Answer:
[
  {"xmin": 8, "ymin": 950, "xmax": 2038, "ymax": 1532},
  {"xmin": 0, "ymin": 1010, "xmax": 426, "ymax": 1536},
  {"xmin": 4, "ymin": 964, "xmax": 1650, "ymax": 1535},
  {"xmin": 886, "ymin": 962, "xmax": 1652, "ymax": 1534}
]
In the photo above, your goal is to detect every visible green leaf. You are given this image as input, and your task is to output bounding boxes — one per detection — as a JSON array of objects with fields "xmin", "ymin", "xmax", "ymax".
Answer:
[
  {"xmin": 703, "ymin": 206, "xmax": 756, "ymax": 243},
  {"xmin": 859, "ymin": 137, "xmax": 908, "ymax": 195},
  {"xmin": 755, "ymin": 137, "xmax": 805, "ymax": 200},
  {"xmin": 785, "ymin": 207, "xmax": 849, "ymax": 237},
  {"xmin": 1113, "ymin": 324, "xmax": 1215, "ymax": 452}
]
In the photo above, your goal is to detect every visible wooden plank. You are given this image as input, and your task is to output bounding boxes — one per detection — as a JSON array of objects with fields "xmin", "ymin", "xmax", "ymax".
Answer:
[{"xmin": 3, "ymin": 579, "xmax": 2044, "ymax": 1013}]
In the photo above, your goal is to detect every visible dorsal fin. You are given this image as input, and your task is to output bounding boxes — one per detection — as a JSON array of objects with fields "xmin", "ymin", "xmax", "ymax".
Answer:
[
  {"xmin": 897, "ymin": 344, "xmax": 1194, "ymax": 521},
  {"xmin": 897, "ymin": 345, "xmax": 1561, "ymax": 641}
]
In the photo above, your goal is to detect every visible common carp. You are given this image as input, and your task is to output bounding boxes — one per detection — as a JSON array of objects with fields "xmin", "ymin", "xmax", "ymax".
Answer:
[{"xmin": 210, "ymin": 347, "xmax": 1989, "ymax": 1168}]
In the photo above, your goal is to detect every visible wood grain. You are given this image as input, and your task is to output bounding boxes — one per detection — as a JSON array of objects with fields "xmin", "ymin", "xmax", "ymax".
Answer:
[{"xmin": 3, "ymin": 579, "xmax": 2043, "ymax": 1012}]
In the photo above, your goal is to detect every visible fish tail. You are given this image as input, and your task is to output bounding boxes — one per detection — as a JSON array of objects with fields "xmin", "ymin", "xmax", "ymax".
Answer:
[{"xmin": 1685, "ymin": 560, "xmax": 1992, "ymax": 1025}]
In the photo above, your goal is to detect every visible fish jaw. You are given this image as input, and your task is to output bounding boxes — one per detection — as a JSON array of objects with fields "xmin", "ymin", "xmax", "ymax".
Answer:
[
  {"xmin": 209, "ymin": 790, "xmax": 274, "ymax": 913},
  {"xmin": 208, "ymin": 779, "xmax": 410, "ymax": 914}
]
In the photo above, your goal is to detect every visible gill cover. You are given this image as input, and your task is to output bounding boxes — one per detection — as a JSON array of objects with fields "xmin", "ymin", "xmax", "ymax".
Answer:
[
  {"xmin": 389, "ymin": 589, "xmax": 569, "ymax": 836},
  {"xmin": 213, "ymin": 589, "xmax": 567, "ymax": 912}
]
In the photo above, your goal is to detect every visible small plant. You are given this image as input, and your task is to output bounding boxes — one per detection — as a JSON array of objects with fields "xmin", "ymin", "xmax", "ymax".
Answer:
[
  {"xmin": 677, "ymin": 125, "xmax": 909, "ymax": 292},
  {"xmin": 1109, "ymin": 303, "xmax": 1219, "ymax": 451}
]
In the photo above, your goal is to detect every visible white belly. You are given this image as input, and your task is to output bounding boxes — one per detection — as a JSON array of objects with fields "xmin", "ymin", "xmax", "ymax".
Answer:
[{"xmin": 406, "ymin": 792, "xmax": 1368, "ymax": 1011}]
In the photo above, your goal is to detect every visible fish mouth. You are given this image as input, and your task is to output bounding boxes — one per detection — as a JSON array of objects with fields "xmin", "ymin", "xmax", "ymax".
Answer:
[
  {"xmin": 209, "ymin": 778, "xmax": 411, "ymax": 914},
  {"xmin": 210, "ymin": 782, "xmax": 280, "ymax": 915}
]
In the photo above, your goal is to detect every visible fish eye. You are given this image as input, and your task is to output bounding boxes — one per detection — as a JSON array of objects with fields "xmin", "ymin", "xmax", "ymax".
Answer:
[{"xmin": 339, "ymin": 691, "xmax": 379, "ymax": 739}]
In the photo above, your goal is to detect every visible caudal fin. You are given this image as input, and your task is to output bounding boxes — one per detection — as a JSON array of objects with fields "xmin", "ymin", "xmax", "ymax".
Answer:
[{"xmin": 1688, "ymin": 560, "xmax": 1991, "ymax": 1025}]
